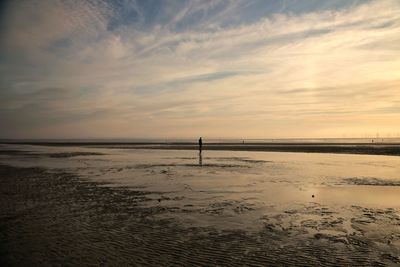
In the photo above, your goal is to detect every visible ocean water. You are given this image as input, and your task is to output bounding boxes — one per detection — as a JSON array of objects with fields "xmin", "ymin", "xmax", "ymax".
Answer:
[{"xmin": 2, "ymin": 137, "xmax": 400, "ymax": 143}]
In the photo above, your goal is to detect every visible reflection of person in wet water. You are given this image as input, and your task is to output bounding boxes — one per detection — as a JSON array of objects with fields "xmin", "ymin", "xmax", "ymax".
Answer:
[
  {"xmin": 198, "ymin": 137, "xmax": 202, "ymax": 153},
  {"xmin": 199, "ymin": 152, "xmax": 202, "ymax": 166}
]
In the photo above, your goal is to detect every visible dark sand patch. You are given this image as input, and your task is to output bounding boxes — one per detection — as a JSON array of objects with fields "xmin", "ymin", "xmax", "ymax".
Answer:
[
  {"xmin": 0, "ymin": 149, "xmax": 104, "ymax": 159},
  {"xmin": 0, "ymin": 150, "xmax": 30, "ymax": 155},
  {"xmin": 1, "ymin": 164, "xmax": 400, "ymax": 265},
  {"xmin": 344, "ymin": 177, "xmax": 400, "ymax": 186},
  {"xmin": 0, "ymin": 149, "xmax": 37, "ymax": 157},
  {"xmin": 133, "ymin": 163, "xmax": 250, "ymax": 169},
  {"xmin": 166, "ymin": 156, "xmax": 270, "ymax": 164},
  {"xmin": 2, "ymin": 141, "xmax": 400, "ymax": 156},
  {"xmin": 211, "ymin": 157, "xmax": 271, "ymax": 164},
  {"xmin": 47, "ymin": 152, "xmax": 104, "ymax": 158}
]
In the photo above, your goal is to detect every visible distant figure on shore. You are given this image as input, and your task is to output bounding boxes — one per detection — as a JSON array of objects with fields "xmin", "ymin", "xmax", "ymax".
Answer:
[{"xmin": 199, "ymin": 137, "xmax": 202, "ymax": 153}]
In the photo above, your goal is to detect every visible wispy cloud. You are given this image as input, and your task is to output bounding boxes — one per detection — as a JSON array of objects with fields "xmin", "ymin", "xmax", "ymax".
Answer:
[{"xmin": 0, "ymin": 0, "xmax": 399, "ymax": 138}]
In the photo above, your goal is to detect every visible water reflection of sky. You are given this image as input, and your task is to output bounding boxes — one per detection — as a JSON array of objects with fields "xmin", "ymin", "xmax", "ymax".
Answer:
[{"xmin": 2, "ymin": 144, "xmax": 400, "ymax": 208}]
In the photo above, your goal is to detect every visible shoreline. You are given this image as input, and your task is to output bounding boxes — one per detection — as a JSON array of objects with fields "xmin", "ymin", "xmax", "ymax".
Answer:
[{"xmin": 2, "ymin": 142, "xmax": 400, "ymax": 156}]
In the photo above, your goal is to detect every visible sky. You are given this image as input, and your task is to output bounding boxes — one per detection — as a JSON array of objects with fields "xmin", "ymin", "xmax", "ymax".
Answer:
[{"xmin": 0, "ymin": 0, "xmax": 399, "ymax": 139}]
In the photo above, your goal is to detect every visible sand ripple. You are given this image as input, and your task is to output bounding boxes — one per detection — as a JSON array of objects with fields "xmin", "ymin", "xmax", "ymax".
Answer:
[{"xmin": 1, "ymin": 164, "xmax": 399, "ymax": 266}]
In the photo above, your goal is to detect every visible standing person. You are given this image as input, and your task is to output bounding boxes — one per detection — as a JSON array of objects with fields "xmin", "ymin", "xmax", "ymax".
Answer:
[{"xmin": 198, "ymin": 137, "xmax": 202, "ymax": 153}]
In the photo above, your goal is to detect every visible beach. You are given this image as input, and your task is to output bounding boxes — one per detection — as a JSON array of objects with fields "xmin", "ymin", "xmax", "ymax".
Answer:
[
  {"xmin": 3, "ymin": 0, "xmax": 400, "ymax": 265},
  {"xmin": 3, "ymin": 140, "xmax": 400, "ymax": 156},
  {"xmin": 1, "ymin": 144, "xmax": 400, "ymax": 265}
]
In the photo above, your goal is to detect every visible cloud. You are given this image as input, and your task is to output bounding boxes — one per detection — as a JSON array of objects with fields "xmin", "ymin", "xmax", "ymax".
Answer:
[{"xmin": 0, "ymin": 0, "xmax": 400, "ymax": 138}]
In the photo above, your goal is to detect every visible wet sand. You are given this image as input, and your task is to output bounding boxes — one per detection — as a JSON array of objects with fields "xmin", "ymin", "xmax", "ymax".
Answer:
[{"xmin": 1, "ymin": 145, "xmax": 400, "ymax": 265}]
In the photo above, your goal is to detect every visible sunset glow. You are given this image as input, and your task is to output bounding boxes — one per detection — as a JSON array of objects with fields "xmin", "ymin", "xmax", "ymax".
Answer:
[{"xmin": 1, "ymin": 0, "xmax": 399, "ymax": 139}]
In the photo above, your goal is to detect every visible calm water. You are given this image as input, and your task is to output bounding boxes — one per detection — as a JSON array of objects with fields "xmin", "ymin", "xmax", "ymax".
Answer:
[{"xmin": 2, "ymin": 137, "xmax": 400, "ymax": 143}]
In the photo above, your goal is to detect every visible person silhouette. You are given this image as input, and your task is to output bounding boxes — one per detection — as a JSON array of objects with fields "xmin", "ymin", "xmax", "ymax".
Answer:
[{"xmin": 198, "ymin": 137, "xmax": 202, "ymax": 153}]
